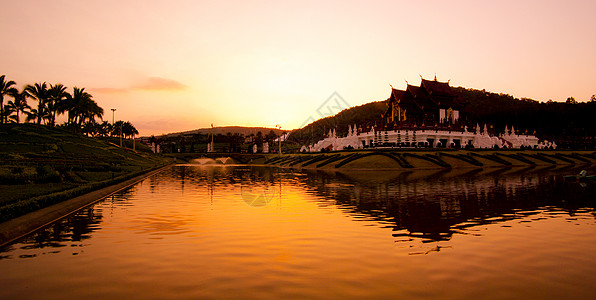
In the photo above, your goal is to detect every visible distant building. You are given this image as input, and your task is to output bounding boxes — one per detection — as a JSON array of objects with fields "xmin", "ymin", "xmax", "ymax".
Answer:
[{"xmin": 384, "ymin": 77, "xmax": 465, "ymax": 126}]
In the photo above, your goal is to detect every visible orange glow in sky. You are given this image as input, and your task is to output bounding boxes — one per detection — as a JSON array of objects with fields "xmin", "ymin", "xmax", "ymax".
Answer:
[{"xmin": 2, "ymin": 0, "xmax": 595, "ymax": 136}]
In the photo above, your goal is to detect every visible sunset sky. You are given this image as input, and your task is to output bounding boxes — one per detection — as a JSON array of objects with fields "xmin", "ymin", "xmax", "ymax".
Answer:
[{"xmin": 2, "ymin": 0, "xmax": 595, "ymax": 136}]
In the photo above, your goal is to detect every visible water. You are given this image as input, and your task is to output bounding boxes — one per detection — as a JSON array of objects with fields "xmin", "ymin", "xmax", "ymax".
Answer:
[{"xmin": 1, "ymin": 165, "xmax": 595, "ymax": 299}]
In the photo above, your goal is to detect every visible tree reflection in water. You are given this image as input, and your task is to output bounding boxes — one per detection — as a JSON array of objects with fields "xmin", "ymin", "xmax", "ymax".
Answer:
[
  {"xmin": 0, "ymin": 186, "xmax": 138, "ymax": 257},
  {"xmin": 298, "ymin": 166, "xmax": 596, "ymax": 242},
  {"xmin": 1, "ymin": 165, "xmax": 594, "ymax": 258}
]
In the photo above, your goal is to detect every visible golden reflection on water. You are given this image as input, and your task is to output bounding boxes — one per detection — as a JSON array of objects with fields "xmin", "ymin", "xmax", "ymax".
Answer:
[{"xmin": 0, "ymin": 165, "xmax": 595, "ymax": 299}]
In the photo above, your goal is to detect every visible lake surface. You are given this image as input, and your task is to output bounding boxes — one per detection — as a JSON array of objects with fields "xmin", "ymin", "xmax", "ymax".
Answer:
[{"xmin": 1, "ymin": 164, "xmax": 595, "ymax": 299}]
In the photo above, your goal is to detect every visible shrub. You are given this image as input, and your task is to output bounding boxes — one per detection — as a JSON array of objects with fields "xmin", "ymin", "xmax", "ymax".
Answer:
[{"xmin": 35, "ymin": 165, "xmax": 61, "ymax": 183}]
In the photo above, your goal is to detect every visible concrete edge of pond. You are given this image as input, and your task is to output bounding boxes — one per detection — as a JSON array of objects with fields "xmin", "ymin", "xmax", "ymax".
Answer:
[{"xmin": 0, "ymin": 164, "xmax": 174, "ymax": 248}]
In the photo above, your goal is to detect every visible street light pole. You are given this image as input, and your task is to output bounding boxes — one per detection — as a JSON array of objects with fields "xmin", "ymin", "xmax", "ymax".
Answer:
[
  {"xmin": 111, "ymin": 108, "xmax": 116, "ymax": 124},
  {"xmin": 276, "ymin": 124, "xmax": 282, "ymax": 156},
  {"xmin": 211, "ymin": 123, "xmax": 214, "ymax": 152}
]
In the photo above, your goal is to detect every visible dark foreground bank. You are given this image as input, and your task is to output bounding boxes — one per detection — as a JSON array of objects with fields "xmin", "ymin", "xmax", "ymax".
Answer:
[
  {"xmin": 1, "ymin": 124, "xmax": 170, "ymax": 223},
  {"xmin": 0, "ymin": 165, "xmax": 171, "ymax": 247}
]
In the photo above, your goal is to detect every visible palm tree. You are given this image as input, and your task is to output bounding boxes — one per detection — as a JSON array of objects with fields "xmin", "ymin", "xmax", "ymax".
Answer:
[
  {"xmin": 25, "ymin": 107, "xmax": 48, "ymax": 124},
  {"xmin": 122, "ymin": 121, "xmax": 138, "ymax": 139},
  {"xmin": 97, "ymin": 121, "xmax": 113, "ymax": 137},
  {"xmin": 47, "ymin": 83, "xmax": 68, "ymax": 126},
  {"xmin": 25, "ymin": 82, "xmax": 49, "ymax": 125},
  {"xmin": 78, "ymin": 97, "xmax": 103, "ymax": 127},
  {"xmin": 82, "ymin": 120, "xmax": 99, "ymax": 137},
  {"xmin": 0, "ymin": 75, "xmax": 17, "ymax": 124},
  {"xmin": 6, "ymin": 88, "xmax": 31, "ymax": 123},
  {"xmin": 64, "ymin": 87, "xmax": 103, "ymax": 131},
  {"xmin": 112, "ymin": 120, "xmax": 123, "ymax": 137},
  {"xmin": 2, "ymin": 103, "xmax": 15, "ymax": 122}
]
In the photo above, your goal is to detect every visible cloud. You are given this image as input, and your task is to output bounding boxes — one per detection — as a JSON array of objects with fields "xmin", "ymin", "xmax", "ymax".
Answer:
[
  {"xmin": 134, "ymin": 77, "xmax": 187, "ymax": 91},
  {"xmin": 91, "ymin": 76, "xmax": 187, "ymax": 94}
]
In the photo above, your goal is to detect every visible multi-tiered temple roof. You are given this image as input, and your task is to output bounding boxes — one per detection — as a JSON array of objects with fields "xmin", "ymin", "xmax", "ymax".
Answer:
[{"xmin": 384, "ymin": 77, "xmax": 465, "ymax": 126}]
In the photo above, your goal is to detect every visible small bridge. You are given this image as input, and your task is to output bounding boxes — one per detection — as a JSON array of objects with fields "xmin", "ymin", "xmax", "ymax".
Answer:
[{"xmin": 181, "ymin": 153, "xmax": 269, "ymax": 164}]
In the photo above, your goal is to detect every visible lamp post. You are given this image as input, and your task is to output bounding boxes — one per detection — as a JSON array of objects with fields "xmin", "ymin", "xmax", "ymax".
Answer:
[
  {"xmin": 211, "ymin": 123, "xmax": 214, "ymax": 153},
  {"xmin": 111, "ymin": 109, "xmax": 117, "ymax": 139},
  {"xmin": 119, "ymin": 122, "xmax": 123, "ymax": 147},
  {"xmin": 111, "ymin": 108, "xmax": 116, "ymax": 125},
  {"xmin": 276, "ymin": 124, "xmax": 282, "ymax": 155}
]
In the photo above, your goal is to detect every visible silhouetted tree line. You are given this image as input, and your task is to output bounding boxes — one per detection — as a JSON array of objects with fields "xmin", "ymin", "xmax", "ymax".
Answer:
[
  {"xmin": 0, "ymin": 74, "xmax": 138, "ymax": 139},
  {"xmin": 289, "ymin": 87, "xmax": 596, "ymax": 149},
  {"xmin": 455, "ymin": 87, "xmax": 596, "ymax": 149},
  {"xmin": 288, "ymin": 101, "xmax": 387, "ymax": 145}
]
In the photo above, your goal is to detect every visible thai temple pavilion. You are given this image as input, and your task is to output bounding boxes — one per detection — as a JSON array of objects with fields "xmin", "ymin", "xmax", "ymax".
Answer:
[
  {"xmin": 301, "ymin": 77, "xmax": 555, "ymax": 152},
  {"xmin": 384, "ymin": 77, "xmax": 465, "ymax": 127}
]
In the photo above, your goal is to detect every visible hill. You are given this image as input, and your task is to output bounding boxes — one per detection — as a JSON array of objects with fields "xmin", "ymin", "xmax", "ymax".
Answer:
[
  {"xmin": 454, "ymin": 87, "xmax": 596, "ymax": 148},
  {"xmin": 288, "ymin": 101, "xmax": 387, "ymax": 145},
  {"xmin": 288, "ymin": 87, "xmax": 596, "ymax": 149},
  {"xmin": 0, "ymin": 123, "xmax": 168, "ymax": 222}
]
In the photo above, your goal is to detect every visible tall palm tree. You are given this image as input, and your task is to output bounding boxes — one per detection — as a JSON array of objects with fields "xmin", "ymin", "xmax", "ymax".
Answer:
[
  {"xmin": 64, "ymin": 87, "xmax": 103, "ymax": 131},
  {"xmin": 0, "ymin": 75, "xmax": 17, "ymax": 124},
  {"xmin": 63, "ymin": 87, "xmax": 88, "ymax": 126},
  {"xmin": 25, "ymin": 82, "xmax": 49, "ymax": 125},
  {"xmin": 79, "ymin": 100, "xmax": 104, "ymax": 127},
  {"xmin": 6, "ymin": 88, "xmax": 31, "ymax": 123},
  {"xmin": 47, "ymin": 83, "xmax": 68, "ymax": 126},
  {"xmin": 122, "ymin": 121, "xmax": 138, "ymax": 139},
  {"xmin": 112, "ymin": 120, "xmax": 124, "ymax": 137}
]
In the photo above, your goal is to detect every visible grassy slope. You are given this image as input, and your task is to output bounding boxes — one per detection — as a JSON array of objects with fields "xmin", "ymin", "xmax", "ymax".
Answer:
[
  {"xmin": 261, "ymin": 150, "xmax": 596, "ymax": 170},
  {"xmin": 0, "ymin": 124, "xmax": 169, "ymax": 222}
]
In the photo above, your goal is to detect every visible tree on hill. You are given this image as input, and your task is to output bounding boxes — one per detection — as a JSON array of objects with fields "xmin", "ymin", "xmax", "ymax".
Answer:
[
  {"xmin": 81, "ymin": 120, "xmax": 98, "ymax": 137},
  {"xmin": 97, "ymin": 121, "xmax": 112, "ymax": 137},
  {"xmin": 0, "ymin": 75, "xmax": 144, "ymax": 146},
  {"xmin": 289, "ymin": 100, "xmax": 387, "ymax": 145},
  {"xmin": 122, "ymin": 121, "xmax": 138, "ymax": 139},
  {"xmin": 6, "ymin": 88, "xmax": 31, "ymax": 123},
  {"xmin": 64, "ymin": 87, "xmax": 103, "ymax": 129},
  {"xmin": 0, "ymin": 75, "xmax": 17, "ymax": 124},
  {"xmin": 47, "ymin": 83, "xmax": 68, "ymax": 126},
  {"xmin": 453, "ymin": 87, "xmax": 596, "ymax": 147},
  {"xmin": 25, "ymin": 82, "xmax": 49, "ymax": 125},
  {"xmin": 112, "ymin": 121, "xmax": 138, "ymax": 140}
]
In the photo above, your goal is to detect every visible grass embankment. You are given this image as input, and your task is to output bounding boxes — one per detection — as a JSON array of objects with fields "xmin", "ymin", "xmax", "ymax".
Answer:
[
  {"xmin": 261, "ymin": 149, "xmax": 596, "ymax": 170},
  {"xmin": 0, "ymin": 124, "xmax": 169, "ymax": 222}
]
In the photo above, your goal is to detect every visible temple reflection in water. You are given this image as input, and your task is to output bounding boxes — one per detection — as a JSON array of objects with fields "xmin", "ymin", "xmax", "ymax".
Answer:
[
  {"xmin": 4, "ymin": 165, "xmax": 594, "ymax": 255},
  {"xmin": 1, "ymin": 165, "xmax": 595, "ymax": 300},
  {"xmin": 300, "ymin": 166, "xmax": 595, "ymax": 242}
]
